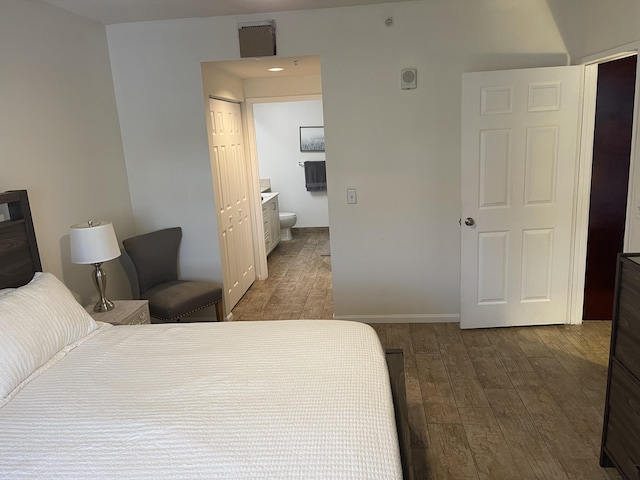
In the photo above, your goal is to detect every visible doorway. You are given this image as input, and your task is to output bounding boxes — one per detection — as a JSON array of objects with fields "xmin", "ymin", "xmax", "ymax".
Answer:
[
  {"xmin": 460, "ymin": 58, "xmax": 640, "ymax": 328},
  {"xmin": 249, "ymin": 97, "xmax": 329, "ymax": 233},
  {"xmin": 583, "ymin": 55, "xmax": 637, "ymax": 320},
  {"xmin": 202, "ymin": 55, "xmax": 331, "ymax": 318}
]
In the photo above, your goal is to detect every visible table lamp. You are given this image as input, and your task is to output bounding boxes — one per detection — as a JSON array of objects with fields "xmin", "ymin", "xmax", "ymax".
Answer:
[{"xmin": 70, "ymin": 220, "xmax": 121, "ymax": 312}]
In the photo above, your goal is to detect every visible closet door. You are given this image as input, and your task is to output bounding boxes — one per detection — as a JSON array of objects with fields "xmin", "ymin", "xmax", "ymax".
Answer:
[{"xmin": 209, "ymin": 98, "xmax": 255, "ymax": 312}]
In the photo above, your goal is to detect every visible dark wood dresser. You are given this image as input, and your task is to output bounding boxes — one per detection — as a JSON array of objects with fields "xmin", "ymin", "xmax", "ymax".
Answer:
[{"xmin": 600, "ymin": 253, "xmax": 640, "ymax": 479}]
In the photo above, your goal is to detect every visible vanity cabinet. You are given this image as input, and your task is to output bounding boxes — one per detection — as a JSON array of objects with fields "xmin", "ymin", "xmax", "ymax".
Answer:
[
  {"xmin": 600, "ymin": 253, "xmax": 640, "ymax": 480},
  {"xmin": 262, "ymin": 194, "xmax": 280, "ymax": 255}
]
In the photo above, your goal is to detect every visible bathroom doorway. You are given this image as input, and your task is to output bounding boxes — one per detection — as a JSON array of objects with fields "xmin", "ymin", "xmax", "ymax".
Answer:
[
  {"xmin": 247, "ymin": 96, "xmax": 329, "ymax": 233},
  {"xmin": 202, "ymin": 56, "xmax": 333, "ymax": 319}
]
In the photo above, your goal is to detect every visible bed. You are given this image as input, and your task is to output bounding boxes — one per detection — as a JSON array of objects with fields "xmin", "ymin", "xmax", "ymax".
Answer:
[{"xmin": 0, "ymin": 190, "xmax": 412, "ymax": 479}]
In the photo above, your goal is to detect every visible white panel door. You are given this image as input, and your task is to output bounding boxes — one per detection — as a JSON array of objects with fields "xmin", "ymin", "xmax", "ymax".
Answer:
[
  {"xmin": 209, "ymin": 98, "xmax": 255, "ymax": 311},
  {"xmin": 461, "ymin": 66, "xmax": 583, "ymax": 329}
]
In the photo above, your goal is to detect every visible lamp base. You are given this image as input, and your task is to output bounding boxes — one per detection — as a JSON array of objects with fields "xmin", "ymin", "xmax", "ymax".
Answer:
[
  {"xmin": 94, "ymin": 297, "xmax": 115, "ymax": 313},
  {"xmin": 91, "ymin": 263, "xmax": 115, "ymax": 312}
]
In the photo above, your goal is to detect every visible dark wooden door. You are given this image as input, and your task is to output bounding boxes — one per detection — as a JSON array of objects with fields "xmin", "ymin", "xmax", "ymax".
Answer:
[{"xmin": 583, "ymin": 55, "xmax": 637, "ymax": 320}]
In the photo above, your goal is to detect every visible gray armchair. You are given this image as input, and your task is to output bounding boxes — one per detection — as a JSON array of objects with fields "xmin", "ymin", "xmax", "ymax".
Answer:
[{"xmin": 122, "ymin": 227, "xmax": 224, "ymax": 322}]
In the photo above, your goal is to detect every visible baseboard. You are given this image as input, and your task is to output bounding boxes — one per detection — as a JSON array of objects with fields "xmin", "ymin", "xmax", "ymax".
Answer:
[{"xmin": 335, "ymin": 314, "xmax": 460, "ymax": 324}]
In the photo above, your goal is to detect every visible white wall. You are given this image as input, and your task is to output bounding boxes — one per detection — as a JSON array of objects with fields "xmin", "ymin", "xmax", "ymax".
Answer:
[
  {"xmin": 253, "ymin": 99, "xmax": 329, "ymax": 227},
  {"xmin": 107, "ymin": 0, "xmax": 568, "ymax": 321},
  {"xmin": 244, "ymin": 74, "xmax": 322, "ymax": 98},
  {"xmin": 0, "ymin": 0, "xmax": 135, "ymax": 304},
  {"xmin": 546, "ymin": 0, "xmax": 640, "ymax": 61},
  {"xmin": 201, "ymin": 63, "xmax": 246, "ymax": 102},
  {"xmin": 109, "ymin": 18, "xmax": 232, "ymax": 285}
]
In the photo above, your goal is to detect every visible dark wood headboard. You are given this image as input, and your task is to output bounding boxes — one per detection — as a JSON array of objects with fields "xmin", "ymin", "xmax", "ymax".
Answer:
[{"xmin": 0, "ymin": 190, "xmax": 41, "ymax": 289}]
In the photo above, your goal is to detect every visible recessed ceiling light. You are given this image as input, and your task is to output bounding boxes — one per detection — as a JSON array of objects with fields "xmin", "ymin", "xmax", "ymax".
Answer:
[{"xmin": 268, "ymin": 67, "xmax": 284, "ymax": 72}]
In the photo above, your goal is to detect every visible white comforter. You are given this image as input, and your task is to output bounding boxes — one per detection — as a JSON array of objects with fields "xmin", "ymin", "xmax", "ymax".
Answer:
[{"xmin": 0, "ymin": 320, "xmax": 402, "ymax": 479}]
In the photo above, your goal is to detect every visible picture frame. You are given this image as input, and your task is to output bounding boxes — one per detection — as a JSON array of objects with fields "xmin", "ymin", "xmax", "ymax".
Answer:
[{"xmin": 299, "ymin": 126, "xmax": 325, "ymax": 152}]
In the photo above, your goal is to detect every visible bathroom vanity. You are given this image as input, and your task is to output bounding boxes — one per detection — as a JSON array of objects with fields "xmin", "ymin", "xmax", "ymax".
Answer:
[{"xmin": 261, "ymin": 192, "xmax": 280, "ymax": 255}]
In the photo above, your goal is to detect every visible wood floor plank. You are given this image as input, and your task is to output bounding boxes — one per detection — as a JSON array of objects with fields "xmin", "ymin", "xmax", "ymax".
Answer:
[
  {"xmin": 262, "ymin": 301, "xmax": 285, "ymax": 320},
  {"xmin": 516, "ymin": 385, "xmax": 592, "ymax": 459},
  {"xmin": 515, "ymin": 327, "xmax": 556, "ymax": 358},
  {"xmin": 450, "ymin": 377, "xmax": 490, "ymax": 408},
  {"xmin": 558, "ymin": 457, "xmax": 610, "ymax": 480},
  {"xmin": 458, "ymin": 406, "xmax": 495, "ymax": 426},
  {"xmin": 506, "ymin": 369, "xmax": 546, "ymax": 389},
  {"xmin": 415, "ymin": 353, "xmax": 452, "ymax": 396},
  {"xmin": 440, "ymin": 344, "xmax": 477, "ymax": 381},
  {"xmin": 433, "ymin": 323, "xmax": 464, "ymax": 346},
  {"xmin": 487, "ymin": 328, "xmax": 527, "ymax": 356},
  {"xmin": 387, "ymin": 324, "xmax": 416, "ymax": 358},
  {"xmin": 460, "ymin": 329, "xmax": 492, "ymax": 351},
  {"xmin": 532, "ymin": 325, "xmax": 574, "ymax": 347},
  {"xmin": 486, "ymin": 388, "xmax": 570, "ymax": 480},
  {"xmin": 410, "ymin": 324, "xmax": 440, "ymax": 354},
  {"xmin": 495, "ymin": 348, "xmax": 535, "ymax": 375},
  {"xmin": 471, "ymin": 355, "xmax": 513, "ymax": 389},
  {"xmin": 415, "ymin": 352, "xmax": 461, "ymax": 424},
  {"xmin": 423, "ymin": 396, "xmax": 462, "ymax": 425},
  {"xmin": 464, "ymin": 421, "xmax": 535, "ymax": 480},
  {"xmin": 427, "ymin": 423, "xmax": 479, "ymax": 479},
  {"xmin": 529, "ymin": 356, "xmax": 604, "ymax": 447},
  {"xmin": 552, "ymin": 346, "xmax": 609, "ymax": 393}
]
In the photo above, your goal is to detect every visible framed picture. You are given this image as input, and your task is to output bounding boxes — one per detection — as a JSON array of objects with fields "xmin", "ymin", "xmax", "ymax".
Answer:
[{"xmin": 299, "ymin": 126, "xmax": 325, "ymax": 152}]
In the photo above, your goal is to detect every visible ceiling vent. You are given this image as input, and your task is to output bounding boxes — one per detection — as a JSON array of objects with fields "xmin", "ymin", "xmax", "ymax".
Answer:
[{"xmin": 238, "ymin": 21, "xmax": 276, "ymax": 58}]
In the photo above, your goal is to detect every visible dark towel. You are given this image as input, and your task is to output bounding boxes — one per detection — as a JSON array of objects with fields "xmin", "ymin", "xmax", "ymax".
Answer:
[{"xmin": 304, "ymin": 161, "xmax": 327, "ymax": 191}]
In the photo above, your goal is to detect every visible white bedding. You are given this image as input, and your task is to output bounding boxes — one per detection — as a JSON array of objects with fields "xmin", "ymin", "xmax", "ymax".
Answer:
[{"xmin": 0, "ymin": 320, "xmax": 402, "ymax": 479}]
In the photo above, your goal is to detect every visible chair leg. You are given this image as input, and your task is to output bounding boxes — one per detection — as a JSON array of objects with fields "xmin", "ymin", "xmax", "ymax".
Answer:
[{"xmin": 214, "ymin": 300, "xmax": 224, "ymax": 322}]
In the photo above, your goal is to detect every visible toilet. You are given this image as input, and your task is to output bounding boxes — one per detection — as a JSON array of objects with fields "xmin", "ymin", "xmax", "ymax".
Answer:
[{"xmin": 279, "ymin": 212, "xmax": 297, "ymax": 241}]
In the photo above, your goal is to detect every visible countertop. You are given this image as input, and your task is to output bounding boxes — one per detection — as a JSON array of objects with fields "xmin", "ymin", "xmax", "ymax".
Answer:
[{"xmin": 261, "ymin": 191, "xmax": 279, "ymax": 205}]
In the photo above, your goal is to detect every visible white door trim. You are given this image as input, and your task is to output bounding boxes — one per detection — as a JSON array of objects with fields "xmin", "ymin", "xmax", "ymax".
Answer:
[
  {"xmin": 626, "ymin": 50, "xmax": 640, "ymax": 252},
  {"xmin": 241, "ymin": 101, "xmax": 268, "ymax": 281},
  {"xmin": 568, "ymin": 45, "xmax": 640, "ymax": 324},
  {"xmin": 567, "ymin": 65, "xmax": 597, "ymax": 325}
]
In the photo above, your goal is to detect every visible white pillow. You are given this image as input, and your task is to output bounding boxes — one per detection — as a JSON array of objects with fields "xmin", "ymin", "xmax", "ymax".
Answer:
[
  {"xmin": 0, "ymin": 272, "xmax": 97, "ymax": 399},
  {"xmin": 0, "ymin": 288, "xmax": 15, "ymax": 299}
]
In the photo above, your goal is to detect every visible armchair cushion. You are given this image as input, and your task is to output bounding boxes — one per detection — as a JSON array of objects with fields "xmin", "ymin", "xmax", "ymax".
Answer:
[{"xmin": 142, "ymin": 280, "xmax": 223, "ymax": 322}]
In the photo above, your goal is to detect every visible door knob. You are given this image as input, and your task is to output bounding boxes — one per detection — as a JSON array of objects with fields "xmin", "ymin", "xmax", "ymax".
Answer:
[{"xmin": 464, "ymin": 217, "xmax": 475, "ymax": 227}]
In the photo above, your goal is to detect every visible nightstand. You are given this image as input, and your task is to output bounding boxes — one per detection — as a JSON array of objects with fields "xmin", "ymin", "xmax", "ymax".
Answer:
[{"xmin": 85, "ymin": 300, "xmax": 150, "ymax": 325}]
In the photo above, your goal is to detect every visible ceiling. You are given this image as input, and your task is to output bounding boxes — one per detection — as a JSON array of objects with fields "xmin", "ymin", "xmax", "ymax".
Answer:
[
  {"xmin": 40, "ymin": 0, "xmax": 408, "ymax": 25},
  {"xmin": 211, "ymin": 56, "xmax": 321, "ymax": 79}
]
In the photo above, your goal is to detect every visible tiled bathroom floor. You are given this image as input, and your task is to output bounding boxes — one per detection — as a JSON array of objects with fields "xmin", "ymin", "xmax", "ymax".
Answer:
[{"xmin": 231, "ymin": 227, "xmax": 333, "ymax": 320}]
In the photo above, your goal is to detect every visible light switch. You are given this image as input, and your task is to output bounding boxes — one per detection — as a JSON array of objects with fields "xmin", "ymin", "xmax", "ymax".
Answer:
[{"xmin": 347, "ymin": 188, "xmax": 357, "ymax": 204}]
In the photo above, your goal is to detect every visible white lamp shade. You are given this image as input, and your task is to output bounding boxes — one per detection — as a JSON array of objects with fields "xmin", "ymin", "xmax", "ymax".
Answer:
[{"xmin": 70, "ymin": 221, "xmax": 121, "ymax": 264}]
